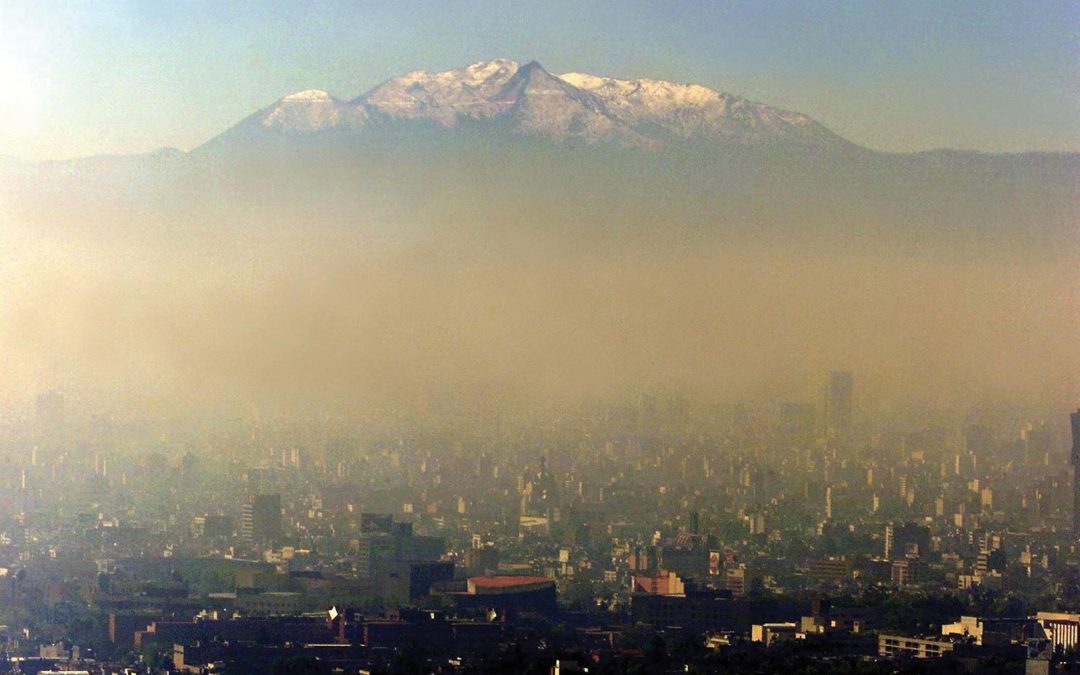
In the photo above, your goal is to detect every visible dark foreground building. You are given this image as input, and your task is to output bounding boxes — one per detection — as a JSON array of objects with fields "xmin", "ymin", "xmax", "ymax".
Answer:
[{"xmin": 631, "ymin": 588, "xmax": 804, "ymax": 633}]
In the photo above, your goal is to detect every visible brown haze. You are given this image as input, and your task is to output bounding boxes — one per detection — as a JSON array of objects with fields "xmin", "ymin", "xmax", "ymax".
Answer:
[{"xmin": 2, "ymin": 152, "xmax": 1077, "ymax": 425}]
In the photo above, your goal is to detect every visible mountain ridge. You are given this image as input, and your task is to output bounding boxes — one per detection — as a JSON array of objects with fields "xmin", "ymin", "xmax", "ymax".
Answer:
[
  {"xmin": 5, "ymin": 59, "xmax": 1078, "ymax": 161},
  {"xmin": 204, "ymin": 59, "xmax": 854, "ymax": 152}
]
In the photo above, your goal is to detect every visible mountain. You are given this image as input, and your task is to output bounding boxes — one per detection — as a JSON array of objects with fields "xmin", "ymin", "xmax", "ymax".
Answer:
[
  {"xmin": 360, "ymin": 58, "xmax": 521, "ymax": 125},
  {"xmin": 485, "ymin": 61, "xmax": 650, "ymax": 146},
  {"xmin": 2, "ymin": 60, "xmax": 1077, "ymax": 421},
  {"xmin": 3, "ymin": 58, "xmax": 1076, "ymax": 254},
  {"xmin": 200, "ymin": 59, "xmax": 851, "ymax": 151},
  {"xmin": 559, "ymin": 71, "xmax": 846, "ymax": 147},
  {"xmin": 204, "ymin": 89, "xmax": 366, "ymax": 147}
]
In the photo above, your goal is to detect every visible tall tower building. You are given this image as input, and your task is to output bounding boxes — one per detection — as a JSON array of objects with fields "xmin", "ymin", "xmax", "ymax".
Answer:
[
  {"xmin": 241, "ymin": 493, "xmax": 283, "ymax": 544},
  {"xmin": 1071, "ymin": 409, "xmax": 1080, "ymax": 536},
  {"xmin": 824, "ymin": 371, "xmax": 854, "ymax": 444}
]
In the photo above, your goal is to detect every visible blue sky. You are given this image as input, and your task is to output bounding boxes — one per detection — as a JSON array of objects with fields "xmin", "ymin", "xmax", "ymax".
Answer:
[{"xmin": 1, "ymin": 0, "xmax": 1076, "ymax": 159}]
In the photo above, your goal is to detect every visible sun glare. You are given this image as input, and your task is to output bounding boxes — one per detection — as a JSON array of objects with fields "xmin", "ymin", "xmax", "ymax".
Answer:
[{"xmin": 0, "ymin": 53, "xmax": 42, "ymax": 144}]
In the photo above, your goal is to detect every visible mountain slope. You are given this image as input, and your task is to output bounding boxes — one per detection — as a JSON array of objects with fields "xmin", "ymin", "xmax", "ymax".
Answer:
[
  {"xmin": 3, "ymin": 58, "xmax": 1074, "ymax": 254},
  {"xmin": 360, "ymin": 58, "xmax": 520, "ymax": 125},
  {"xmin": 199, "ymin": 59, "xmax": 855, "ymax": 151},
  {"xmin": 559, "ymin": 71, "xmax": 847, "ymax": 147},
  {"xmin": 488, "ymin": 61, "xmax": 650, "ymax": 146}
]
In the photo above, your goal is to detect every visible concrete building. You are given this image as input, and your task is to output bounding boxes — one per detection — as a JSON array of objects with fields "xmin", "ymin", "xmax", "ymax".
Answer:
[
  {"xmin": 1036, "ymin": 611, "xmax": 1080, "ymax": 652},
  {"xmin": 941, "ymin": 616, "xmax": 1039, "ymax": 647},
  {"xmin": 878, "ymin": 634, "xmax": 956, "ymax": 659},
  {"xmin": 824, "ymin": 371, "xmax": 853, "ymax": 443},
  {"xmin": 751, "ymin": 622, "xmax": 798, "ymax": 646},
  {"xmin": 631, "ymin": 590, "xmax": 802, "ymax": 633},
  {"xmin": 807, "ymin": 557, "xmax": 851, "ymax": 583},
  {"xmin": 451, "ymin": 575, "xmax": 557, "ymax": 614},
  {"xmin": 383, "ymin": 560, "xmax": 455, "ymax": 604},
  {"xmin": 631, "ymin": 569, "xmax": 685, "ymax": 595},
  {"xmin": 241, "ymin": 494, "xmax": 282, "ymax": 544}
]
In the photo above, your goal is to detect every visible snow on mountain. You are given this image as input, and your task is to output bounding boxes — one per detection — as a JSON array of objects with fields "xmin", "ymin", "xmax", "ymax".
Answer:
[
  {"xmin": 258, "ymin": 89, "xmax": 367, "ymax": 134},
  {"xmin": 360, "ymin": 58, "xmax": 520, "ymax": 125},
  {"xmin": 560, "ymin": 71, "xmax": 838, "ymax": 145},
  {"xmin": 205, "ymin": 59, "xmax": 850, "ymax": 149},
  {"xmin": 560, "ymin": 72, "xmax": 723, "ymax": 116},
  {"xmin": 487, "ymin": 61, "xmax": 651, "ymax": 146}
]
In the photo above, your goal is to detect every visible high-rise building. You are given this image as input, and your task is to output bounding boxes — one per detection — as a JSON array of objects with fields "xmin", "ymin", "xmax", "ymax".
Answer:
[
  {"xmin": 824, "ymin": 371, "xmax": 853, "ymax": 444},
  {"xmin": 357, "ymin": 513, "xmax": 445, "ymax": 581},
  {"xmin": 1071, "ymin": 409, "xmax": 1080, "ymax": 536},
  {"xmin": 357, "ymin": 533, "xmax": 396, "ymax": 578},
  {"xmin": 241, "ymin": 493, "xmax": 282, "ymax": 544},
  {"xmin": 885, "ymin": 521, "xmax": 931, "ymax": 560}
]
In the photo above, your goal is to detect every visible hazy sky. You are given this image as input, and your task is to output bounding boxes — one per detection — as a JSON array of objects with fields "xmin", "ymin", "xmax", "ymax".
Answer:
[{"xmin": 0, "ymin": 0, "xmax": 1076, "ymax": 160}]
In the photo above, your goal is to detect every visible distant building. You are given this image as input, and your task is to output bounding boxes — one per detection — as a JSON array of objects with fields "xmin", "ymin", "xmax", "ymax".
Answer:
[
  {"xmin": 462, "ymin": 545, "xmax": 499, "ymax": 575},
  {"xmin": 631, "ymin": 569, "xmax": 685, "ymax": 595},
  {"xmin": 941, "ymin": 616, "xmax": 1039, "ymax": 647},
  {"xmin": 109, "ymin": 612, "xmax": 161, "ymax": 647},
  {"xmin": 884, "ymin": 522, "xmax": 930, "ymax": 560},
  {"xmin": 751, "ymin": 622, "xmax": 798, "ymax": 646},
  {"xmin": 383, "ymin": 560, "xmax": 455, "ymax": 604},
  {"xmin": 722, "ymin": 565, "xmax": 749, "ymax": 596},
  {"xmin": 1072, "ymin": 410, "xmax": 1080, "ymax": 536},
  {"xmin": 890, "ymin": 558, "xmax": 925, "ymax": 586},
  {"xmin": 805, "ymin": 597, "xmax": 880, "ymax": 632},
  {"xmin": 631, "ymin": 589, "xmax": 801, "ymax": 633},
  {"xmin": 1036, "ymin": 611, "xmax": 1080, "ymax": 651},
  {"xmin": 241, "ymin": 494, "xmax": 282, "ymax": 544},
  {"xmin": 356, "ymin": 534, "xmax": 396, "ymax": 579},
  {"xmin": 808, "ymin": 557, "xmax": 851, "ymax": 584},
  {"xmin": 878, "ymin": 634, "xmax": 956, "ymax": 659},
  {"xmin": 356, "ymin": 513, "xmax": 445, "ymax": 584},
  {"xmin": 823, "ymin": 371, "xmax": 853, "ymax": 443},
  {"xmin": 451, "ymin": 575, "xmax": 557, "ymax": 614}
]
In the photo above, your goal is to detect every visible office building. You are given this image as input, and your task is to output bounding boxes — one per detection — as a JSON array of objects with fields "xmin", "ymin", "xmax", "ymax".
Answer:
[
  {"xmin": 241, "ymin": 494, "xmax": 282, "ymax": 544},
  {"xmin": 824, "ymin": 371, "xmax": 853, "ymax": 443}
]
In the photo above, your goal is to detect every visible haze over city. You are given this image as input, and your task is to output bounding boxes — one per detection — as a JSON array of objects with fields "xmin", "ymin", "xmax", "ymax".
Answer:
[{"xmin": 0, "ymin": 3, "xmax": 1077, "ymax": 674}]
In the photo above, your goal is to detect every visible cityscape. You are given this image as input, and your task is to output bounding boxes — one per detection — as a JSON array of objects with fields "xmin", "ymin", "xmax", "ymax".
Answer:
[
  {"xmin": 1, "ymin": 3, "xmax": 1079, "ymax": 674},
  {"xmin": 0, "ymin": 385, "xmax": 1078, "ymax": 672}
]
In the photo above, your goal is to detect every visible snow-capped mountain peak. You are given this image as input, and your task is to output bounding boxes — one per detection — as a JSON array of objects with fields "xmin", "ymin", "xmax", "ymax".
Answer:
[
  {"xmin": 257, "ymin": 89, "xmax": 365, "ymax": 134},
  {"xmin": 463, "ymin": 58, "xmax": 521, "ymax": 82},
  {"xmin": 560, "ymin": 72, "xmax": 722, "ymax": 109},
  {"xmin": 281, "ymin": 89, "xmax": 335, "ymax": 103},
  {"xmin": 208, "ymin": 59, "xmax": 848, "ymax": 149},
  {"xmin": 486, "ymin": 61, "xmax": 652, "ymax": 146},
  {"xmin": 359, "ymin": 59, "xmax": 522, "ymax": 125},
  {"xmin": 558, "ymin": 71, "xmax": 829, "ymax": 143}
]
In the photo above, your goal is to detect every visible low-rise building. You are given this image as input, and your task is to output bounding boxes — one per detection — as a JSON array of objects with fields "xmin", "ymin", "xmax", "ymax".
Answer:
[{"xmin": 878, "ymin": 634, "xmax": 956, "ymax": 659}]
